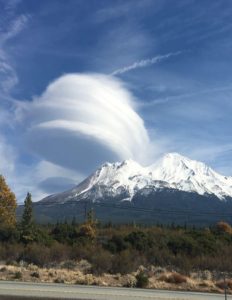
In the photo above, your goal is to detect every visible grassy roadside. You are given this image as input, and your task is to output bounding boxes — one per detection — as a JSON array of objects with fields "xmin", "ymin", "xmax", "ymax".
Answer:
[
  {"xmin": 0, "ymin": 297, "xmax": 79, "ymax": 300},
  {"xmin": 0, "ymin": 263, "xmax": 231, "ymax": 294}
]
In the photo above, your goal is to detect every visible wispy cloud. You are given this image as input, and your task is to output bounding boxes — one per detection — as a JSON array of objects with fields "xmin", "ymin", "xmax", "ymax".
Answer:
[
  {"xmin": 0, "ymin": 51, "xmax": 18, "ymax": 93},
  {"xmin": 141, "ymin": 85, "xmax": 232, "ymax": 108},
  {"xmin": 0, "ymin": 1, "xmax": 29, "ymax": 94},
  {"xmin": 111, "ymin": 51, "xmax": 182, "ymax": 75},
  {"xmin": 0, "ymin": 14, "xmax": 29, "ymax": 45},
  {"xmin": 4, "ymin": 0, "xmax": 22, "ymax": 12}
]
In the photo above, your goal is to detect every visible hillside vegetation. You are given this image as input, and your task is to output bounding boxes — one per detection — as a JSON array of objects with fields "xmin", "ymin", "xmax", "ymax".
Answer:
[{"xmin": 0, "ymin": 176, "xmax": 232, "ymax": 293}]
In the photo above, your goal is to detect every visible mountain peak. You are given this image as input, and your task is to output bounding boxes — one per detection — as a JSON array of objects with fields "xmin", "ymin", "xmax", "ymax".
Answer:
[
  {"xmin": 91, "ymin": 153, "xmax": 232, "ymax": 200},
  {"xmin": 164, "ymin": 152, "xmax": 184, "ymax": 158},
  {"xmin": 41, "ymin": 152, "xmax": 232, "ymax": 205},
  {"xmin": 163, "ymin": 152, "xmax": 192, "ymax": 162}
]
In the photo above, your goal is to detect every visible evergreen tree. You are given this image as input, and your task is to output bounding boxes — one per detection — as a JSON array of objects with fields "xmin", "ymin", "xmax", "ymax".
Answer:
[
  {"xmin": 87, "ymin": 208, "xmax": 95, "ymax": 225},
  {"xmin": 79, "ymin": 208, "xmax": 97, "ymax": 240},
  {"xmin": 0, "ymin": 175, "xmax": 17, "ymax": 228},
  {"xmin": 20, "ymin": 192, "xmax": 35, "ymax": 243},
  {"xmin": 71, "ymin": 216, "xmax": 77, "ymax": 227},
  {"xmin": 21, "ymin": 192, "xmax": 33, "ymax": 228}
]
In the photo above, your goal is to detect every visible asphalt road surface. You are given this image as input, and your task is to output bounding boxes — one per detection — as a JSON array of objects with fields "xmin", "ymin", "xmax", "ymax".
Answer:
[{"xmin": 0, "ymin": 281, "xmax": 231, "ymax": 300}]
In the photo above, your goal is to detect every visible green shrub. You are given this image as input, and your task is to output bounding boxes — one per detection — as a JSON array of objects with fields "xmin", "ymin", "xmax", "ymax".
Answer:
[
  {"xmin": 14, "ymin": 271, "xmax": 22, "ymax": 279},
  {"xmin": 136, "ymin": 271, "xmax": 149, "ymax": 288},
  {"xmin": 0, "ymin": 267, "xmax": 7, "ymax": 272},
  {"xmin": 105, "ymin": 235, "xmax": 129, "ymax": 253},
  {"xmin": 90, "ymin": 248, "xmax": 112, "ymax": 275},
  {"xmin": 31, "ymin": 271, "xmax": 40, "ymax": 278},
  {"xmin": 125, "ymin": 231, "xmax": 153, "ymax": 252},
  {"xmin": 23, "ymin": 244, "xmax": 51, "ymax": 266},
  {"xmin": 111, "ymin": 250, "xmax": 145, "ymax": 275},
  {"xmin": 60, "ymin": 260, "xmax": 77, "ymax": 270},
  {"xmin": 54, "ymin": 278, "xmax": 65, "ymax": 283}
]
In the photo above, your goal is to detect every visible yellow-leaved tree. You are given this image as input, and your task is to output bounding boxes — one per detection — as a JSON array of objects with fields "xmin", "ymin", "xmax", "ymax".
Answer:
[
  {"xmin": 79, "ymin": 208, "xmax": 97, "ymax": 240},
  {"xmin": 0, "ymin": 175, "xmax": 17, "ymax": 228}
]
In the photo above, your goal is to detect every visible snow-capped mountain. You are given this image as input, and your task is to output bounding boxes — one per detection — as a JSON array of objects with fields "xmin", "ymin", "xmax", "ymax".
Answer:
[
  {"xmin": 42, "ymin": 152, "xmax": 232, "ymax": 204},
  {"xmin": 150, "ymin": 153, "xmax": 232, "ymax": 200}
]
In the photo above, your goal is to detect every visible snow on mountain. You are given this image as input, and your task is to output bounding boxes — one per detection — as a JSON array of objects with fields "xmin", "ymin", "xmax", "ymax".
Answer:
[
  {"xmin": 149, "ymin": 153, "xmax": 232, "ymax": 199},
  {"xmin": 63, "ymin": 159, "xmax": 153, "ymax": 202},
  {"xmin": 54, "ymin": 152, "xmax": 232, "ymax": 203},
  {"xmin": 42, "ymin": 153, "xmax": 232, "ymax": 205}
]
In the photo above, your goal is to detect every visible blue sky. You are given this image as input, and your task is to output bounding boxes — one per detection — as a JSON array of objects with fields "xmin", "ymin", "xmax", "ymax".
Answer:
[{"xmin": 1, "ymin": 0, "xmax": 232, "ymax": 201}]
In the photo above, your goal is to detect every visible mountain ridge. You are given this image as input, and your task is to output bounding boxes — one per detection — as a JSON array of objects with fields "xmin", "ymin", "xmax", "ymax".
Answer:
[{"xmin": 41, "ymin": 152, "xmax": 232, "ymax": 204}]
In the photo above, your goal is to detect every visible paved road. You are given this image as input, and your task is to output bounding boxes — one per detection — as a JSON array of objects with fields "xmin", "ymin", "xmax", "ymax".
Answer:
[{"xmin": 0, "ymin": 281, "xmax": 231, "ymax": 299}]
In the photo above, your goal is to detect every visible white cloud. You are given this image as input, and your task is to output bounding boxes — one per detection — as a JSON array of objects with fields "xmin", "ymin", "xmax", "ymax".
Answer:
[
  {"xmin": 0, "ymin": 137, "xmax": 82, "ymax": 201},
  {"xmin": 141, "ymin": 85, "xmax": 232, "ymax": 108},
  {"xmin": 14, "ymin": 160, "xmax": 83, "ymax": 202},
  {"xmin": 1, "ymin": 73, "xmax": 152, "ymax": 202},
  {"xmin": 0, "ymin": 7, "xmax": 29, "ymax": 94},
  {"xmin": 35, "ymin": 160, "xmax": 84, "ymax": 195},
  {"xmin": 4, "ymin": 0, "xmax": 22, "ymax": 13},
  {"xmin": 0, "ymin": 134, "xmax": 16, "ymax": 176},
  {"xmin": 111, "ymin": 51, "xmax": 182, "ymax": 75},
  {"xmin": 16, "ymin": 73, "xmax": 151, "ymax": 174},
  {"xmin": 0, "ymin": 51, "xmax": 18, "ymax": 93},
  {"xmin": 0, "ymin": 14, "xmax": 29, "ymax": 45}
]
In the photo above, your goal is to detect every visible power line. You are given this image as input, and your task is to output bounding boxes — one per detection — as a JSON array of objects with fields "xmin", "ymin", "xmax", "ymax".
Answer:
[
  {"xmin": 93, "ymin": 202, "xmax": 232, "ymax": 218},
  {"xmin": 11, "ymin": 199, "xmax": 232, "ymax": 219}
]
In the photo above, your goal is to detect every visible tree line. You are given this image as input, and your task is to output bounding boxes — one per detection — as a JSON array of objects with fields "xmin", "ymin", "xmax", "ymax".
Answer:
[{"xmin": 0, "ymin": 174, "xmax": 232, "ymax": 275}]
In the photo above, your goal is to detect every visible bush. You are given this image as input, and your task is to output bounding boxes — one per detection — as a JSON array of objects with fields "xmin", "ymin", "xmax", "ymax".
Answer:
[
  {"xmin": 54, "ymin": 278, "xmax": 65, "ymax": 283},
  {"xmin": 60, "ymin": 260, "xmax": 77, "ymax": 270},
  {"xmin": 49, "ymin": 242, "xmax": 71, "ymax": 263},
  {"xmin": 216, "ymin": 222, "xmax": 232, "ymax": 235},
  {"xmin": 0, "ymin": 267, "xmax": 7, "ymax": 272},
  {"xmin": 31, "ymin": 271, "xmax": 40, "ymax": 278},
  {"xmin": 216, "ymin": 279, "xmax": 232, "ymax": 290},
  {"xmin": 122, "ymin": 274, "xmax": 137, "ymax": 287},
  {"xmin": 14, "ymin": 271, "xmax": 22, "ymax": 279},
  {"xmin": 79, "ymin": 223, "xmax": 96, "ymax": 240},
  {"xmin": 159, "ymin": 272, "xmax": 187, "ymax": 284},
  {"xmin": 111, "ymin": 250, "xmax": 145, "ymax": 275},
  {"xmin": 0, "ymin": 226, "xmax": 19, "ymax": 243},
  {"xmin": 158, "ymin": 274, "xmax": 169, "ymax": 282},
  {"xmin": 167, "ymin": 235, "xmax": 198, "ymax": 256},
  {"xmin": 23, "ymin": 244, "xmax": 51, "ymax": 266},
  {"xmin": 0, "ymin": 243, "xmax": 24, "ymax": 263},
  {"xmin": 125, "ymin": 231, "xmax": 153, "ymax": 252},
  {"xmin": 105, "ymin": 235, "xmax": 129, "ymax": 253},
  {"xmin": 136, "ymin": 271, "xmax": 149, "ymax": 288},
  {"xmin": 90, "ymin": 248, "xmax": 112, "ymax": 275}
]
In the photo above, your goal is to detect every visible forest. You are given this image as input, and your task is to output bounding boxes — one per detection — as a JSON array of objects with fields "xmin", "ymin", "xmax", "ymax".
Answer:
[{"xmin": 0, "ymin": 174, "xmax": 232, "ymax": 278}]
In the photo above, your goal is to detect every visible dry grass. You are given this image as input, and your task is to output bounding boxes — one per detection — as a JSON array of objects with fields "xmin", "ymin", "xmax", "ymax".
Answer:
[
  {"xmin": 0, "ymin": 262, "xmax": 230, "ymax": 294},
  {"xmin": 159, "ymin": 272, "xmax": 187, "ymax": 284},
  {"xmin": 216, "ymin": 279, "xmax": 232, "ymax": 290}
]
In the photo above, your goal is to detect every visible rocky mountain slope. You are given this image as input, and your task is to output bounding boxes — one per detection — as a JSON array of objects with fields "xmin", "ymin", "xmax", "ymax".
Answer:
[
  {"xmin": 32, "ymin": 153, "xmax": 232, "ymax": 224},
  {"xmin": 41, "ymin": 152, "xmax": 232, "ymax": 204}
]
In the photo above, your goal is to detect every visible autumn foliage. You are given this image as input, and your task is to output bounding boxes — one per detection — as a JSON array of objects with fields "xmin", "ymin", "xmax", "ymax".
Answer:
[
  {"xmin": 0, "ymin": 175, "xmax": 17, "ymax": 228},
  {"xmin": 216, "ymin": 221, "xmax": 232, "ymax": 235}
]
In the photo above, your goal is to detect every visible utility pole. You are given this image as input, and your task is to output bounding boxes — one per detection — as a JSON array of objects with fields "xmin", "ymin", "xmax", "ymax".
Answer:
[
  {"xmin": 84, "ymin": 202, "xmax": 88, "ymax": 221},
  {"xmin": 224, "ymin": 274, "xmax": 228, "ymax": 300}
]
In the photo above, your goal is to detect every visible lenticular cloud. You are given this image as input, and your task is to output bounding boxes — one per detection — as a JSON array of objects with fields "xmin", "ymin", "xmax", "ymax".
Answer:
[{"xmin": 20, "ymin": 73, "xmax": 150, "ymax": 173}]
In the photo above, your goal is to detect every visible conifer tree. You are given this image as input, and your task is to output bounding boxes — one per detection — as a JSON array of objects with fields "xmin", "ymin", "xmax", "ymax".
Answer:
[
  {"xmin": 21, "ymin": 192, "xmax": 35, "ymax": 243},
  {"xmin": 0, "ymin": 175, "xmax": 17, "ymax": 228},
  {"xmin": 79, "ymin": 208, "xmax": 97, "ymax": 240}
]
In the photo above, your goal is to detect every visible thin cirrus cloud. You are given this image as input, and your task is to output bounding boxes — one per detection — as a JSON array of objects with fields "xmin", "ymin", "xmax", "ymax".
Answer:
[
  {"xmin": 0, "ymin": 7, "xmax": 29, "ymax": 94},
  {"xmin": 0, "ymin": 14, "xmax": 29, "ymax": 44},
  {"xmin": 0, "ymin": 52, "xmax": 18, "ymax": 94},
  {"xmin": 16, "ymin": 73, "xmax": 151, "ymax": 174},
  {"xmin": 111, "ymin": 51, "xmax": 182, "ymax": 75}
]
